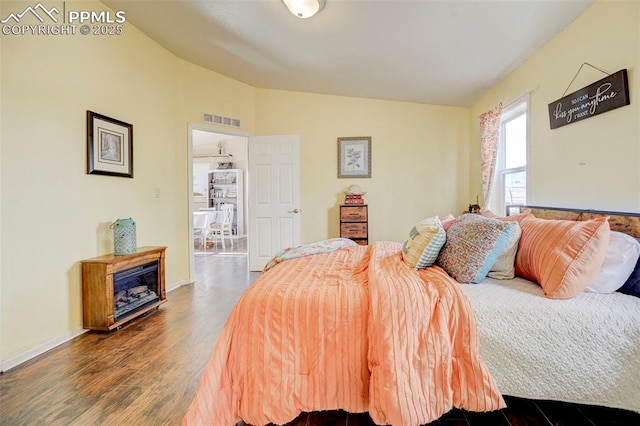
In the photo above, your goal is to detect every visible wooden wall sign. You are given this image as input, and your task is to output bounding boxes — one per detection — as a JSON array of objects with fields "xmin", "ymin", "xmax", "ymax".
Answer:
[{"xmin": 548, "ymin": 69, "xmax": 630, "ymax": 129}]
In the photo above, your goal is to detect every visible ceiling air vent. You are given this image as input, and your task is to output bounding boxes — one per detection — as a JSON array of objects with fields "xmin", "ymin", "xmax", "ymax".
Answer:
[{"xmin": 202, "ymin": 112, "xmax": 241, "ymax": 128}]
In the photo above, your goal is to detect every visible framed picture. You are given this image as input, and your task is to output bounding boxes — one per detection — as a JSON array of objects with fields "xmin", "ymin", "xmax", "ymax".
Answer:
[
  {"xmin": 337, "ymin": 136, "xmax": 371, "ymax": 178},
  {"xmin": 86, "ymin": 111, "xmax": 133, "ymax": 178}
]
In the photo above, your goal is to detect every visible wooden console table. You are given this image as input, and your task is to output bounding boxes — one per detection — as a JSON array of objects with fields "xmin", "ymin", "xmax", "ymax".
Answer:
[{"xmin": 81, "ymin": 246, "xmax": 167, "ymax": 331}]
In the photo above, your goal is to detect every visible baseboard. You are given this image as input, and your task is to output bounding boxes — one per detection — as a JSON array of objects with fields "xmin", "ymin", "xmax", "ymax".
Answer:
[
  {"xmin": 1, "ymin": 327, "xmax": 87, "ymax": 373},
  {"xmin": 1, "ymin": 279, "xmax": 192, "ymax": 373},
  {"xmin": 167, "ymin": 279, "xmax": 192, "ymax": 292}
]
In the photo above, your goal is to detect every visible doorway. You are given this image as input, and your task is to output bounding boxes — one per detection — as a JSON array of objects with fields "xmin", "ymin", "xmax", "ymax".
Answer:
[
  {"xmin": 189, "ymin": 125, "xmax": 249, "ymax": 280},
  {"xmin": 188, "ymin": 126, "xmax": 303, "ymax": 278}
]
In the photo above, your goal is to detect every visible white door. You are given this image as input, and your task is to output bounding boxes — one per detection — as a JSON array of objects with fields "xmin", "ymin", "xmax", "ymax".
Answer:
[{"xmin": 248, "ymin": 135, "xmax": 301, "ymax": 271}]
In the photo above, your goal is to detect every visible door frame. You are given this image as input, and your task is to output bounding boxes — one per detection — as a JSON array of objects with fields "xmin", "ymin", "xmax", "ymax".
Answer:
[{"xmin": 187, "ymin": 123, "xmax": 250, "ymax": 281}]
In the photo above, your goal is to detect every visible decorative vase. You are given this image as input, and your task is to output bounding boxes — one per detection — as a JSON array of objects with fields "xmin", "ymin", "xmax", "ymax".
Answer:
[{"xmin": 111, "ymin": 218, "xmax": 137, "ymax": 255}]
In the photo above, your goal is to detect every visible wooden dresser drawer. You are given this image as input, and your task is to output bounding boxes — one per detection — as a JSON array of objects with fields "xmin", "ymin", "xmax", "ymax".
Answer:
[
  {"xmin": 340, "ymin": 206, "xmax": 368, "ymax": 222},
  {"xmin": 340, "ymin": 223, "xmax": 368, "ymax": 238}
]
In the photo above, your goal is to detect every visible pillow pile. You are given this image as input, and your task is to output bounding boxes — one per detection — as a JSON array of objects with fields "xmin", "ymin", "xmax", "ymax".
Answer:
[
  {"xmin": 436, "ymin": 214, "xmax": 516, "ymax": 284},
  {"xmin": 402, "ymin": 208, "xmax": 624, "ymax": 301},
  {"xmin": 401, "ymin": 216, "xmax": 446, "ymax": 269},
  {"xmin": 514, "ymin": 215, "xmax": 611, "ymax": 299}
]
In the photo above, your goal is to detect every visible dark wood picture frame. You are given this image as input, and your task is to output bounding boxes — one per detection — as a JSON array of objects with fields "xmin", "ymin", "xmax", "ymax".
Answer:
[
  {"xmin": 337, "ymin": 136, "xmax": 371, "ymax": 178},
  {"xmin": 86, "ymin": 111, "xmax": 133, "ymax": 178}
]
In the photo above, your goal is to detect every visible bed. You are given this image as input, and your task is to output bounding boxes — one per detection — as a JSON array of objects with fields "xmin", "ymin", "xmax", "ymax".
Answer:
[
  {"xmin": 183, "ymin": 206, "xmax": 640, "ymax": 425},
  {"xmin": 460, "ymin": 275, "xmax": 640, "ymax": 413},
  {"xmin": 460, "ymin": 206, "xmax": 640, "ymax": 413}
]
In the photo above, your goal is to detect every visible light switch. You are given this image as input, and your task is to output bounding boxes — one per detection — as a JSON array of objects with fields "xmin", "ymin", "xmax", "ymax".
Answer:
[{"xmin": 155, "ymin": 187, "xmax": 161, "ymax": 198}]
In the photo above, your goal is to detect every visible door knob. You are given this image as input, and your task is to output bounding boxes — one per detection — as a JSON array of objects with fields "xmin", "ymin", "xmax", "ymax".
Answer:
[{"xmin": 288, "ymin": 209, "xmax": 300, "ymax": 214}]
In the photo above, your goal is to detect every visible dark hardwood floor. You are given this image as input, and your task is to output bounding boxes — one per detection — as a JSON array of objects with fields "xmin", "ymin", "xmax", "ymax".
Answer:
[
  {"xmin": 243, "ymin": 395, "xmax": 640, "ymax": 426},
  {"xmin": 1, "ymin": 254, "xmax": 639, "ymax": 425}
]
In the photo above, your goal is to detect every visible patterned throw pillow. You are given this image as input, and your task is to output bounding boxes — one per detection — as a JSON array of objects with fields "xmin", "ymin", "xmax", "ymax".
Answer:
[
  {"xmin": 436, "ymin": 214, "xmax": 514, "ymax": 284},
  {"xmin": 402, "ymin": 216, "xmax": 446, "ymax": 269}
]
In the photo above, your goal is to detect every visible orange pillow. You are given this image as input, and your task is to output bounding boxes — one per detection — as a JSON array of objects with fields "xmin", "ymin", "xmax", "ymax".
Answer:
[{"xmin": 515, "ymin": 215, "xmax": 611, "ymax": 299}]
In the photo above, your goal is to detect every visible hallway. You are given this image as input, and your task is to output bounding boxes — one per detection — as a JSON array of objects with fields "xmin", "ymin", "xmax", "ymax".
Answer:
[{"xmin": 195, "ymin": 235, "xmax": 248, "ymax": 255}]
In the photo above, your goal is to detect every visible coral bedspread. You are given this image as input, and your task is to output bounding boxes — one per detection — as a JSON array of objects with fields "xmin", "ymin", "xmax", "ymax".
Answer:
[{"xmin": 183, "ymin": 241, "xmax": 504, "ymax": 426}]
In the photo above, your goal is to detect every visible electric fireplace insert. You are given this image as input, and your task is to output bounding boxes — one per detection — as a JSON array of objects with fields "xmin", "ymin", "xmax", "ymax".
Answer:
[{"xmin": 113, "ymin": 261, "xmax": 159, "ymax": 322}]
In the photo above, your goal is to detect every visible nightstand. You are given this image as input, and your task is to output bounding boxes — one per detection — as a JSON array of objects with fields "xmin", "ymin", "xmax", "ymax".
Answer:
[{"xmin": 340, "ymin": 205, "xmax": 368, "ymax": 245}]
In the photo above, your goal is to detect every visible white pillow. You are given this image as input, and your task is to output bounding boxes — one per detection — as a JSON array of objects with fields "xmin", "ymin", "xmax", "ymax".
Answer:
[
  {"xmin": 585, "ymin": 231, "xmax": 640, "ymax": 293},
  {"xmin": 487, "ymin": 221, "xmax": 521, "ymax": 280}
]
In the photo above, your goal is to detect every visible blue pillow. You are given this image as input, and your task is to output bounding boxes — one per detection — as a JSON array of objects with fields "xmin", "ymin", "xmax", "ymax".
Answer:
[{"xmin": 618, "ymin": 255, "xmax": 640, "ymax": 298}]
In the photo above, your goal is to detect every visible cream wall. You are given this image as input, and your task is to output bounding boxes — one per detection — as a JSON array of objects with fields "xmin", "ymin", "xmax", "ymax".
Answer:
[
  {"xmin": 1, "ymin": 0, "xmax": 182, "ymax": 363},
  {"xmin": 470, "ymin": 0, "xmax": 640, "ymax": 213},
  {"xmin": 255, "ymin": 89, "xmax": 471, "ymax": 243},
  {"xmin": 0, "ymin": 1, "xmax": 258, "ymax": 366},
  {"xmin": 176, "ymin": 59, "xmax": 257, "ymax": 134}
]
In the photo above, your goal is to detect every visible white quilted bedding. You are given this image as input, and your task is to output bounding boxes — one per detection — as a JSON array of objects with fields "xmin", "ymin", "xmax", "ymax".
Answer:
[{"xmin": 459, "ymin": 276, "xmax": 640, "ymax": 413}]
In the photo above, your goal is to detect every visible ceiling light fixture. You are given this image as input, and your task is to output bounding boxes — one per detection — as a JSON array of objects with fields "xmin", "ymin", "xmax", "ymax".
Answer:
[{"xmin": 282, "ymin": 0, "xmax": 325, "ymax": 19}]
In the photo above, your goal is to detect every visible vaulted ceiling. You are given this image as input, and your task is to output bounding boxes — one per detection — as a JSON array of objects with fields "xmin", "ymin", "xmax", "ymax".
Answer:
[{"xmin": 103, "ymin": 0, "xmax": 594, "ymax": 106}]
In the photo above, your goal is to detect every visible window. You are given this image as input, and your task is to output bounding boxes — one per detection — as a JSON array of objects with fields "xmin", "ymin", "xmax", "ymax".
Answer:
[{"xmin": 491, "ymin": 99, "xmax": 528, "ymax": 214}]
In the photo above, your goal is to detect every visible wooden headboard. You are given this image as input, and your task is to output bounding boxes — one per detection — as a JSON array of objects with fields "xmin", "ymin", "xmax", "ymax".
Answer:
[{"xmin": 506, "ymin": 205, "xmax": 640, "ymax": 239}]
